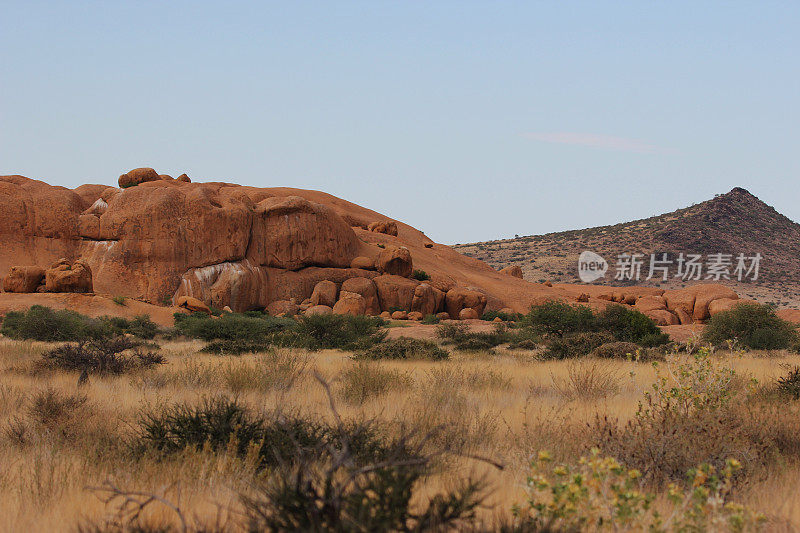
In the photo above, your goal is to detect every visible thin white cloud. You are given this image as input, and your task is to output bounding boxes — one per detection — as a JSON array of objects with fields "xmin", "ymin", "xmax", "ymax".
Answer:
[{"xmin": 523, "ymin": 132, "xmax": 665, "ymax": 154}]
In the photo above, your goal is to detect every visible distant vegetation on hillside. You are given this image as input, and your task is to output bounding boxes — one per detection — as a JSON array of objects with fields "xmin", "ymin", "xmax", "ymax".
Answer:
[{"xmin": 454, "ymin": 187, "xmax": 800, "ymax": 306}]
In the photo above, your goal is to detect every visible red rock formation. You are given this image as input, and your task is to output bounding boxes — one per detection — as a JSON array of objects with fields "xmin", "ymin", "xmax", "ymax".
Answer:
[
  {"xmin": 2, "ymin": 266, "xmax": 45, "ymax": 293},
  {"xmin": 350, "ymin": 256, "xmax": 375, "ymax": 270},
  {"xmin": 45, "ymin": 258, "xmax": 92, "ymax": 293},
  {"xmin": 3, "ymin": 173, "xmax": 774, "ymax": 327},
  {"xmin": 646, "ymin": 309, "xmax": 679, "ymax": 326},
  {"xmin": 499, "ymin": 265, "xmax": 523, "ymax": 278},
  {"xmin": 332, "ymin": 292, "xmax": 366, "ymax": 316},
  {"xmin": 118, "ymin": 167, "xmax": 161, "ymax": 188},
  {"xmin": 662, "ymin": 284, "xmax": 738, "ymax": 322},
  {"xmin": 176, "ymin": 295, "xmax": 210, "ymax": 314},
  {"xmin": 247, "ymin": 196, "xmax": 360, "ymax": 270},
  {"xmin": 305, "ymin": 304, "xmax": 332, "ymax": 316},
  {"xmin": 373, "ymin": 275, "xmax": 418, "ymax": 312},
  {"xmin": 376, "ymin": 246, "xmax": 412, "ymax": 277},
  {"xmin": 341, "ymin": 277, "xmax": 380, "ymax": 315},
  {"xmin": 410, "ymin": 283, "xmax": 442, "ymax": 316},
  {"xmin": 368, "ymin": 221, "xmax": 398, "ymax": 236},
  {"xmin": 311, "ymin": 280, "xmax": 338, "ymax": 307},
  {"xmin": 266, "ymin": 299, "xmax": 299, "ymax": 316},
  {"xmin": 445, "ymin": 287, "xmax": 487, "ymax": 320}
]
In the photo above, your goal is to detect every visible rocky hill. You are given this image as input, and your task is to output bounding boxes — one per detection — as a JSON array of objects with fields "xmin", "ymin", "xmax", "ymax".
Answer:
[{"xmin": 454, "ymin": 188, "xmax": 800, "ymax": 308}]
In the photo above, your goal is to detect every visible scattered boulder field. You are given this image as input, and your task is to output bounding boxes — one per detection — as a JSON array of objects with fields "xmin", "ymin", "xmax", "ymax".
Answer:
[{"xmin": 1, "ymin": 168, "xmax": 798, "ymax": 330}]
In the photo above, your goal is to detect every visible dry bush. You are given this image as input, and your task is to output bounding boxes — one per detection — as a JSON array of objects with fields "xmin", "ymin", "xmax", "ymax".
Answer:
[
  {"xmin": 11, "ymin": 448, "xmax": 80, "ymax": 508},
  {"xmin": 135, "ymin": 359, "xmax": 220, "ymax": 390},
  {"xmin": 410, "ymin": 372, "xmax": 503, "ymax": 451},
  {"xmin": 0, "ymin": 339, "xmax": 45, "ymax": 364},
  {"xmin": 542, "ymin": 331, "xmax": 614, "ymax": 360},
  {"xmin": 337, "ymin": 362, "xmax": 412, "ymax": 404},
  {"xmin": 2, "ymin": 334, "xmax": 799, "ymax": 530},
  {"xmin": 425, "ymin": 365, "xmax": 512, "ymax": 392},
  {"xmin": 91, "ymin": 378, "xmax": 497, "ymax": 532},
  {"xmin": 503, "ymin": 401, "xmax": 591, "ymax": 466},
  {"xmin": 237, "ymin": 377, "xmax": 496, "ymax": 532},
  {"xmin": 590, "ymin": 341, "xmax": 641, "ymax": 359},
  {"xmin": 592, "ymin": 349, "xmax": 772, "ymax": 485},
  {"xmin": 776, "ymin": 364, "xmax": 800, "ymax": 399},
  {"xmin": 738, "ymin": 398, "xmax": 800, "ymax": 462},
  {"xmin": 38, "ymin": 337, "xmax": 165, "ymax": 376},
  {"xmin": 134, "ymin": 350, "xmax": 309, "ymax": 394},
  {"xmin": 219, "ymin": 349, "xmax": 308, "ymax": 393},
  {"xmin": 0, "ymin": 384, "xmax": 27, "ymax": 418},
  {"xmin": 6, "ymin": 388, "xmax": 92, "ymax": 447},
  {"xmin": 551, "ymin": 360, "xmax": 621, "ymax": 400}
]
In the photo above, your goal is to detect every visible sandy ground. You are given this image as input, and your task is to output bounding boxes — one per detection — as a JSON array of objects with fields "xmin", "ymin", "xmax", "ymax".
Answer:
[{"xmin": 0, "ymin": 293, "xmax": 178, "ymax": 326}]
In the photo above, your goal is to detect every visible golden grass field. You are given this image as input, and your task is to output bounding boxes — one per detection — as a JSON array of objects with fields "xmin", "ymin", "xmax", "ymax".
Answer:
[{"xmin": 1, "ymin": 337, "xmax": 800, "ymax": 531}]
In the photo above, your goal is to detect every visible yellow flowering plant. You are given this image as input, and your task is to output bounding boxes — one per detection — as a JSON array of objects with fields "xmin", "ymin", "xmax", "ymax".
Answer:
[{"xmin": 514, "ymin": 449, "xmax": 765, "ymax": 532}]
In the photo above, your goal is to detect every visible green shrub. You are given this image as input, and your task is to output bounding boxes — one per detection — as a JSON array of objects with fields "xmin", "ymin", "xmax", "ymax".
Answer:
[
  {"xmin": 436, "ymin": 322, "xmax": 511, "ymax": 351},
  {"xmin": 411, "ymin": 269, "xmax": 430, "ymax": 281},
  {"xmin": 354, "ymin": 337, "xmax": 449, "ymax": 361},
  {"xmin": 127, "ymin": 315, "xmax": 160, "ymax": 339},
  {"xmin": 520, "ymin": 301, "xmax": 666, "ymax": 347},
  {"xmin": 522, "ymin": 300, "xmax": 596, "ymax": 337},
  {"xmin": 543, "ymin": 332, "xmax": 614, "ymax": 360},
  {"xmin": 292, "ymin": 314, "xmax": 387, "ymax": 350},
  {"xmin": 201, "ymin": 339, "xmax": 272, "ymax": 355},
  {"xmin": 112, "ymin": 296, "xmax": 126, "ymax": 306},
  {"xmin": 637, "ymin": 331, "xmax": 671, "ymax": 347},
  {"xmin": 0, "ymin": 305, "xmax": 113, "ymax": 342},
  {"xmin": 99, "ymin": 315, "xmax": 129, "ymax": 332},
  {"xmin": 703, "ymin": 302, "xmax": 798, "ymax": 350},
  {"xmin": 453, "ymin": 336, "xmax": 498, "ymax": 352},
  {"xmin": 174, "ymin": 312, "xmax": 293, "ymax": 342},
  {"xmin": 421, "ymin": 314, "xmax": 440, "ymax": 324},
  {"xmin": 98, "ymin": 314, "xmax": 161, "ymax": 340},
  {"xmin": 505, "ymin": 328, "xmax": 541, "ymax": 349},
  {"xmin": 138, "ymin": 398, "xmax": 399, "ymax": 472},
  {"xmin": 596, "ymin": 304, "xmax": 667, "ymax": 345},
  {"xmin": 188, "ymin": 313, "xmax": 388, "ymax": 353}
]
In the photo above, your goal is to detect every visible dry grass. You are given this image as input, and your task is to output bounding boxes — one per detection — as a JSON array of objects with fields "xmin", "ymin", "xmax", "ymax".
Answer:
[
  {"xmin": 551, "ymin": 360, "xmax": 622, "ymax": 400},
  {"xmin": 0, "ymin": 336, "xmax": 799, "ymax": 530}
]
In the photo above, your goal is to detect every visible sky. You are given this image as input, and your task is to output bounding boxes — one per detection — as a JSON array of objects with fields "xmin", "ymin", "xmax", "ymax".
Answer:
[{"xmin": 2, "ymin": 1, "xmax": 799, "ymax": 244}]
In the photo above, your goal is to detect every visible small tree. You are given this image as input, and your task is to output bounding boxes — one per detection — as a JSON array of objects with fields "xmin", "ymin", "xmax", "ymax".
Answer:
[{"xmin": 704, "ymin": 302, "xmax": 797, "ymax": 350}]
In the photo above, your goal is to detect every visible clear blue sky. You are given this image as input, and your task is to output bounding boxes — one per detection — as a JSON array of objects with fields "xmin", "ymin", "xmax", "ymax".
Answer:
[{"xmin": 2, "ymin": 1, "xmax": 798, "ymax": 243}]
